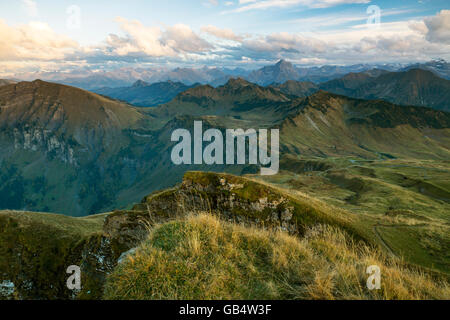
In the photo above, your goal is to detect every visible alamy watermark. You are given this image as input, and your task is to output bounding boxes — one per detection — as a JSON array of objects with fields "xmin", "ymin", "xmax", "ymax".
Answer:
[
  {"xmin": 366, "ymin": 265, "xmax": 381, "ymax": 290},
  {"xmin": 66, "ymin": 5, "xmax": 82, "ymax": 30},
  {"xmin": 170, "ymin": 121, "xmax": 279, "ymax": 175},
  {"xmin": 367, "ymin": 5, "xmax": 381, "ymax": 29},
  {"xmin": 66, "ymin": 265, "xmax": 81, "ymax": 290}
]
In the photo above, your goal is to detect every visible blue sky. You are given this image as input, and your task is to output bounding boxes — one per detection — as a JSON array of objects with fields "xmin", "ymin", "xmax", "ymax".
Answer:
[{"xmin": 0, "ymin": 0, "xmax": 449, "ymax": 77}]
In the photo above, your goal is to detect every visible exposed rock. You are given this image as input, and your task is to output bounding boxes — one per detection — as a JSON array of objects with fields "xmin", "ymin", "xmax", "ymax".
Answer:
[
  {"xmin": 117, "ymin": 248, "xmax": 137, "ymax": 264},
  {"xmin": 0, "ymin": 280, "xmax": 15, "ymax": 299},
  {"xmin": 12, "ymin": 125, "xmax": 77, "ymax": 165}
]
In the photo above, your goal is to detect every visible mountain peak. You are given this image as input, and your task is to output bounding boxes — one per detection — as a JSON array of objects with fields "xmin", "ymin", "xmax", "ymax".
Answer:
[
  {"xmin": 404, "ymin": 68, "xmax": 435, "ymax": 77},
  {"xmin": 224, "ymin": 77, "xmax": 252, "ymax": 88},
  {"xmin": 275, "ymin": 59, "xmax": 292, "ymax": 68},
  {"xmin": 132, "ymin": 79, "xmax": 149, "ymax": 88},
  {"xmin": 248, "ymin": 60, "xmax": 299, "ymax": 85},
  {"xmin": 0, "ymin": 80, "xmax": 143, "ymax": 132}
]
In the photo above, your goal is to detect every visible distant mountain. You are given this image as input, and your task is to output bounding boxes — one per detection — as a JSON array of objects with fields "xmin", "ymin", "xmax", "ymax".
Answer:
[
  {"xmin": 19, "ymin": 59, "xmax": 394, "ymax": 90},
  {"xmin": 319, "ymin": 70, "xmax": 386, "ymax": 94},
  {"xmin": 402, "ymin": 59, "xmax": 450, "ymax": 80},
  {"xmin": 56, "ymin": 66, "xmax": 250, "ymax": 90},
  {"xmin": 320, "ymin": 69, "xmax": 450, "ymax": 112},
  {"xmin": 272, "ymin": 69, "xmax": 392, "ymax": 97},
  {"xmin": 94, "ymin": 80, "xmax": 198, "ymax": 107},
  {"xmin": 294, "ymin": 64, "xmax": 392, "ymax": 83},
  {"xmin": 16, "ymin": 59, "xmax": 432, "ymax": 90},
  {"xmin": 246, "ymin": 60, "xmax": 399, "ymax": 86},
  {"xmin": 271, "ymin": 80, "xmax": 319, "ymax": 97},
  {"xmin": 247, "ymin": 60, "xmax": 301, "ymax": 86},
  {"xmin": 151, "ymin": 77, "xmax": 298, "ymax": 124}
]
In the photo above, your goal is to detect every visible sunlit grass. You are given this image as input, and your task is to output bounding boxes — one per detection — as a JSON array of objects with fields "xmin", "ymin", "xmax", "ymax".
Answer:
[{"xmin": 104, "ymin": 214, "xmax": 449, "ymax": 300}]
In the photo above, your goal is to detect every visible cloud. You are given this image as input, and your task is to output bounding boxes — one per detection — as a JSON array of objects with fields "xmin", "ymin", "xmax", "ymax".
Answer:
[
  {"xmin": 424, "ymin": 10, "xmax": 450, "ymax": 43},
  {"xmin": 243, "ymin": 32, "xmax": 326, "ymax": 55},
  {"xmin": 164, "ymin": 24, "xmax": 213, "ymax": 53},
  {"xmin": 201, "ymin": 25, "xmax": 244, "ymax": 42},
  {"xmin": 106, "ymin": 17, "xmax": 213, "ymax": 57},
  {"xmin": 21, "ymin": 0, "xmax": 38, "ymax": 17},
  {"xmin": 2, "ymin": 10, "xmax": 450, "ymax": 78},
  {"xmin": 0, "ymin": 19, "xmax": 78, "ymax": 61},
  {"xmin": 290, "ymin": 8, "xmax": 417, "ymax": 30},
  {"xmin": 230, "ymin": 0, "xmax": 370, "ymax": 12}
]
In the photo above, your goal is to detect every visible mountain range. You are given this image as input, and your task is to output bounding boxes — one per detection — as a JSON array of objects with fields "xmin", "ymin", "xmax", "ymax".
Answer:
[
  {"xmin": 94, "ymin": 80, "xmax": 198, "ymax": 107},
  {"xmin": 246, "ymin": 59, "xmax": 398, "ymax": 86},
  {"xmin": 13, "ymin": 59, "xmax": 449, "ymax": 91},
  {"xmin": 401, "ymin": 58, "xmax": 450, "ymax": 80},
  {"xmin": 49, "ymin": 66, "xmax": 248, "ymax": 90},
  {"xmin": 272, "ymin": 68, "xmax": 450, "ymax": 112},
  {"xmin": 320, "ymin": 69, "xmax": 450, "ymax": 112},
  {"xmin": 0, "ymin": 78, "xmax": 448, "ymax": 216}
]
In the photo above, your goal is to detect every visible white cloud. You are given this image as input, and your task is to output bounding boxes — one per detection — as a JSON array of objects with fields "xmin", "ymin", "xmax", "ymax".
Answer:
[
  {"xmin": 0, "ymin": 19, "xmax": 78, "ymax": 61},
  {"xmin": 106, "ymin": 17, "xmax": 213, "ymax": 57},
  {"xmin": 164, "ymin": 24, "xmax": 213, "ymax": 53},
  {"xmin": 243, "ymin": 32, "xmax": 326, "ymax": 54},
  {"xmin": 108, "ymin": 17, "xmax": 174, "ymax": 56},
  {"xmin": 2, "ymin": 10, "xmax": 450, "ymax": 77},
  {"xmin": 230, "ymin": 0, "xmax": 370, "ymax": 12},
  {"xmin": 201, "ymin": 25, "xmax": 244, "ymax": 42},
  {"xmin": 424, "ymin": 10, "xmax": 450, "ymax": 43},
  {"xmin": 290, "ymin": 8, "xmax": 417, "ymax": 30}
]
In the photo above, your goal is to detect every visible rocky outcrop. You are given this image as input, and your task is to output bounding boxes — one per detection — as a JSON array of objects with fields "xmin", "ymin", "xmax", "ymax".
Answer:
[
  {"xmin": 107, "ymin": 171, "xmax": 324, "ymax": 242},
  {"xmin": 0, "ymin": 172, "xmax": 326, "ymax": 300},
  {"xmin": 12, "ymin": 126, "xmax": 76, "ymax": 165}
]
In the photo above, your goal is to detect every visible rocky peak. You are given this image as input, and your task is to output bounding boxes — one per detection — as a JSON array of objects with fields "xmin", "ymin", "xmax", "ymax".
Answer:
[
  {"xmin": 223, "ymin": 77, "xmax": 252, "ymax": 89},
  {"xmin": 275, "ymin": 59, "xmax": 294, "ymax": 70},
  {"xmin": 132, "ymin": 79, "xmax": 149, "ymax": 88}
]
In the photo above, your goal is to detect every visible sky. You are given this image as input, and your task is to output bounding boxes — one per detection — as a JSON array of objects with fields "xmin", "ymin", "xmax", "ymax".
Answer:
[{"xmin": 0, "ymin": 0, "xmax": 449, "ymax": 77}]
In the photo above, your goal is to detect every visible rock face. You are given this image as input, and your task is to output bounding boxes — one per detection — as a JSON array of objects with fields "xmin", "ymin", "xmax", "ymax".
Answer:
[
  {"xmin": 108, "ymin": 171, "xmax": 322, "ymax": 239},
  {"xmin": 13, "ymin": 126, "xmax": 76, "ymax": 164}
]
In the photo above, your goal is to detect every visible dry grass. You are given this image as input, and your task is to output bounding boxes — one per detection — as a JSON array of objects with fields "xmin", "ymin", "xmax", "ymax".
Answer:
[{"xmin": 104, "ymin": 214, "xmax": 449, "ymax": 300}]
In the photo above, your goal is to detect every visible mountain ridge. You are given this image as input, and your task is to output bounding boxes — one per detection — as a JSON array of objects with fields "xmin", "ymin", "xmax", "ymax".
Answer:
[{"xmin": 94, "ymin": 80, "xmax": 198, "ymax": 107}]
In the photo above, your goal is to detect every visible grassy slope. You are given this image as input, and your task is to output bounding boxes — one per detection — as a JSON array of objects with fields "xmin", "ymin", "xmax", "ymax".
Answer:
[
  {"xmin": 104, "ymin": 214, "xmax": 449, "ymax": 300},
  {"xmin": 254, "ymin": 158, "xmax": 450, "ymax": 274},
  {"xmin": 280, "ymin": 93, "xmax": 450, "ymax": 160}
]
